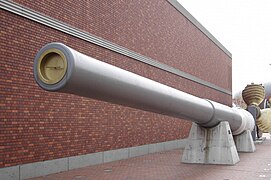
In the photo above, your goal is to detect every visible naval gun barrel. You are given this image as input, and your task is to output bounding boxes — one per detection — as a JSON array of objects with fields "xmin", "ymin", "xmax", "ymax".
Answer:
[{"xmin": 34, "ymin": 43, "xmax": 254, "ymax": 135}]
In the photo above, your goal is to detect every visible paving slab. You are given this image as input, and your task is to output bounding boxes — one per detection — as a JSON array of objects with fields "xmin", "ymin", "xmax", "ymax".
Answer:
[{"xmin": 31, "ymin": 138, "xmax": 271, "ymax": 180}]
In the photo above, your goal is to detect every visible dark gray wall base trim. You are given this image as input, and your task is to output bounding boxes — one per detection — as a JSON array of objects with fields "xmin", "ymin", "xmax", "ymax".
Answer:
[
  {"xmin": 0, "ymin": 0, "xmax": 231, "ymax": 95},
  {"xmin": 0, "ymin": 139, "xmax": 187, "ymax": 180},
  {"xmin": 167, "ymin": 0, "xmax": 232, "ymax": 58}
]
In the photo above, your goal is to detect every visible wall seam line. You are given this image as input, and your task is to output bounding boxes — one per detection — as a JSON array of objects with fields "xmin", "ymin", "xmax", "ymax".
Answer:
[{"xmin": 0, "ymin": 0, "xmax": 231, "ymax": 95}]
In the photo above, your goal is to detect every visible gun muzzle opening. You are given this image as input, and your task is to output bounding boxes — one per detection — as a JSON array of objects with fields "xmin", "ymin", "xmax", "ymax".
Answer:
[{"xmin": 37, "ymin": 48, "xmax": 67, "ymax": 85}]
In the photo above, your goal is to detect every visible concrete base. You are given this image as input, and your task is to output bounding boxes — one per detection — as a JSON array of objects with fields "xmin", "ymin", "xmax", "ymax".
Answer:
[
  {"xmin": 182, "ymin": 122, "xmax": 240, "ymax": 165},
  {"xmin": 234, "ymin": 130, "xmax": 256, "ymax": 152}
]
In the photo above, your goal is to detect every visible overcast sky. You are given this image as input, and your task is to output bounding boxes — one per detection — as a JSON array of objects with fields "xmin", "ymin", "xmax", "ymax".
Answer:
[{"xmin": 177, "ymin": 0, "xmax": 271, "ymax": 95}]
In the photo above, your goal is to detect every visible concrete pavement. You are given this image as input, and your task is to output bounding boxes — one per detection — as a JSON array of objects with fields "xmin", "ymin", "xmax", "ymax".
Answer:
[{"xmin": 31, "ymin": 136, "xmax": 271, "ymax": 180}]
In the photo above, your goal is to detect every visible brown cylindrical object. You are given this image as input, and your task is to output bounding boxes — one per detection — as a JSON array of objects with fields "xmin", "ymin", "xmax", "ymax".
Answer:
[
  {"xmin": 242, "ymin": 83, "xmax": 265, "ymax": 106},
  {"xmin": 257, "ymin": 108, "xmax": 271, "ymax": 133}
]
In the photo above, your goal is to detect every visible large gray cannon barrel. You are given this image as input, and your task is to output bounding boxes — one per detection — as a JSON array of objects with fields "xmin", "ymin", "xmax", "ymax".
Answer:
[{"xmin": 34, "ymin": 42, "xmax": 254, "ymax": 135}]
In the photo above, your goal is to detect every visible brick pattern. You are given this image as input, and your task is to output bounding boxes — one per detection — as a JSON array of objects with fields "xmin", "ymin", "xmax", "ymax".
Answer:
[
  {"xmin": 12, "ymin": 0, "xmax": 232, "ymax": 91},
  {"xmin": 0, "ymin": 0, "xmax": 231, "ymax": 168}
]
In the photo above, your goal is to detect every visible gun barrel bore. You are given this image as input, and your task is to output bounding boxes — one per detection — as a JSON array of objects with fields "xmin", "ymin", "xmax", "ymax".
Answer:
[{"xmin": 37, "ymin": 49, "xmax": 67, "ymax": 84}]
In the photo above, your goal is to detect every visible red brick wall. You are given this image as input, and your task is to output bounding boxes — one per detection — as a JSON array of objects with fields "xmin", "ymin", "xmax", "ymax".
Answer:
[
  {"xmin": 12, "ymin": 0, "xmax": 232, "ymax": 91},
  {"xmin": 0, "ymin": 0, "xmax": 232, "ymax": 168}
]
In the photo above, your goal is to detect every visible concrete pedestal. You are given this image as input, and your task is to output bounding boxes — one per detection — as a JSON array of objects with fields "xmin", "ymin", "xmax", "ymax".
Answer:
[
  {"xmin": 182, "ymin": 122, "xmax": 240, "ymax": 165},
  {"xmin": 234, "ymin": 130, "xmax": 256, "ymax": 152}
]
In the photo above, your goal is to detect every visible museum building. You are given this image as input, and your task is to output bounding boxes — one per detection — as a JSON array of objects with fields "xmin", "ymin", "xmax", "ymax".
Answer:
[{"xmin": 0, "ymin": 0, "xmax": 232, "ymax": 179}]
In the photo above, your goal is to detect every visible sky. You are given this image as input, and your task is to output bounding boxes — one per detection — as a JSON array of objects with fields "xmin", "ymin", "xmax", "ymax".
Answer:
[{"xmin": 177, "ymin": 0, "xmax": 271, "ymax": 96}]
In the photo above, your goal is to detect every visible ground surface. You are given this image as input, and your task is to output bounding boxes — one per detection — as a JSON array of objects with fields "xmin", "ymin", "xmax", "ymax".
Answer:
[{"xmin": 32, "ymin": 137, "xmax": 271, "ymax": 180}]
